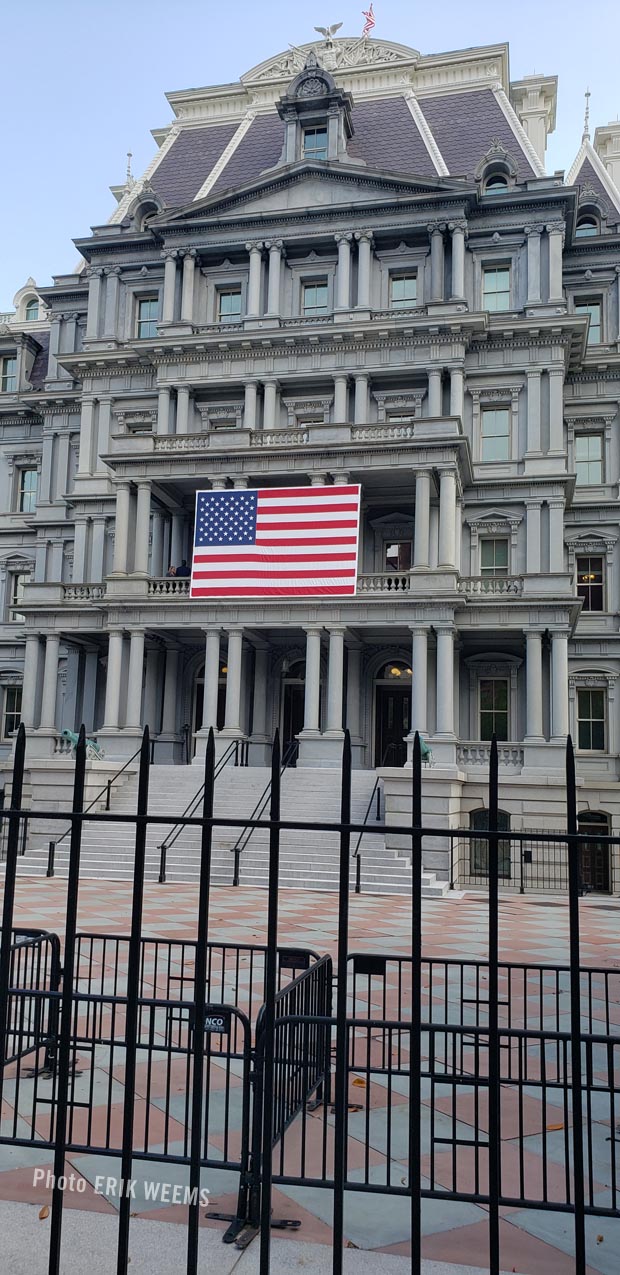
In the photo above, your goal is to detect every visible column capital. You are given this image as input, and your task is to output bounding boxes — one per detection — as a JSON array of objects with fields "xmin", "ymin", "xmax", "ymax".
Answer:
[
  {"xmin": 161, "ymin": 248, "xmax": 178, "ymax": 261},
  {"xmin": 427, "ymin": 221, "xmax": 446, "ymax": 236},
  {"xmin": 245, "ymin": 240, "xmax": 264, "ymax": 253},
  {"xmin": 448, "ymin": 219, "xmax": 468, "ymax": 235},
  {"xmin": 546, "ymin": 220, "xmax": 565, "ymax": 234},
  {"xmin": 201, "ymin": 625, "xmax": 221, "ymax": 635},
  {"xmin": 223, "ymin": 624, "xmax": 245, "ymax": 635},
  {"xmin": 262, "ymin": 377, "xmax": 280, "ymax": 388},
  {"xmin": 524, "ymin": 223, "xmax": 545, "ymax": 236},
  {"xmin": 525, "ymin": 626, "xmax": 546, "ymax": 636},
  {"xmin": 303, "ymin": 625, "xmax": 323, "ymax": 637},
  {"xmin": 409, "ymin": 624, "xmax": 430, "ymax": 635},
  {"xmin": 335, "ymin": 231, "xmax": 353, "ymax": 245},
  {"xmin": 181, "ymin": 247, "xmax": 198, "ymax": 260},
  {"xmin": 354, "ymin": 230, "xmax": 374, "ymax": 245},
  {"xmin": 434, "ymin": 622, "xmax": 456, "ymax": 635},
  {"xmin": 325, "ymin": 623, "xmax": 347, "ymax": 634},
  {"xmin": 264, "ymin": 238, "xmax": 284, "ymax": 253},
  {"xmin": 354, "ymin": 371, "xmax": 369, "ymax": 383}
]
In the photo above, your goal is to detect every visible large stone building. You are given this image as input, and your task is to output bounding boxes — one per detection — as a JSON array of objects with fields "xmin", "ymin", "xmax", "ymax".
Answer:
[{"xmin": 2, "ymin": 33, "xmax": 620, "ymax": 886}]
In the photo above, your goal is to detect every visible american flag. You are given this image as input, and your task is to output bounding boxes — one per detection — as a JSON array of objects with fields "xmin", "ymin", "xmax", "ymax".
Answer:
[
  {"xmin": 362, "ymin": 4, "xmax": 375, "ymax": 36},
  {"xmin": 190, "ymin": 485, "xmax": 361, "ymax": 598}
]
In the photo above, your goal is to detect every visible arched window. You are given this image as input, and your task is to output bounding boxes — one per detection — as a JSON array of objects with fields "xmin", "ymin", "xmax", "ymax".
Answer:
[
  {"xmin": 25, "ymin": 299, "xmax": 39, "ymax": 321},
  {"xmin": 484, "ymin": 172, "xmax": 509, "ymax": 193},
  {"xmin": 575, "ymin": 215, "xmax": 598, "ymax": 238},
  {"xmin": 470, "ymin": 808, "xmax": 511, "ymax": 878},
  {"xmin": 377, "ymin": 661, "xmax": 412, "ymax": 681}
]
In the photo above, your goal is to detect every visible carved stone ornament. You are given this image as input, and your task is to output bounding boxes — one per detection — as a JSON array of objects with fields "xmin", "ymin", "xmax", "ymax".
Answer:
[
  {"xmin": 246, "ymin": 39, "xmax": 419, "ymax": 82},
  {"xmin": 298, "ymin": 75, "xmax": 327, "ymax": 98}
]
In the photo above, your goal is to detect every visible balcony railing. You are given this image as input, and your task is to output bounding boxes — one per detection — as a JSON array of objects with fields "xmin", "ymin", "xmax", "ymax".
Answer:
[
  {"xmin": 148, "ymin": 578, "xmax": 190, "ymax": 597},
  {"xmin": 459, "ymin": 576, "xmax": 524, "ymax": 597},
  {"xmin": 456, "ymin": 742, "xmax": 524, "ymax": 768},
  {"xmin": 61, "ymin": 584, "xmax": 107, "ymax": 602},
  {"xmin": 151, "ymin": 420, "xmax": 419, "ymax": 454},
  {"xmin": 356, "ymin": 572, "xmax": 411, "ymax": 593}
]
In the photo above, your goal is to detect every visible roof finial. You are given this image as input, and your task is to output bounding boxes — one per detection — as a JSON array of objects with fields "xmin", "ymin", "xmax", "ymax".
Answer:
[
  {"xmin": 126, "ymin": 151, "xmax": 135, "ymax": 188},
  {"xmin": 583, "ymin": 88, "xmax": 591, "ymax": 142}
]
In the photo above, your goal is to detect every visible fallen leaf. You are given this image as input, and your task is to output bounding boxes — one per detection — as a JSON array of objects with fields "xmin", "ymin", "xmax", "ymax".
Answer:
[
  {"xmin": 546, "ymin": 1123, "xmax": 564, "ymax": 1131},
  {"xmin": 597, "ymin": 1235, "xmax": 604, "ymax": 1244},
  {"xmin": 352, "ymin": 1078, "xmax": 366, "ymax": 1088},
  {"xmin": 39, "ymin": 1206, "xmax": 49, "ymax": 1220}
]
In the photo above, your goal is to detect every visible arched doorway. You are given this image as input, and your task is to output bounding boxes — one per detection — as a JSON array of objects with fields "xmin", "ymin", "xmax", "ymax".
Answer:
[
  {"xmin": 578, "ymin": 812, "xmax": 611, "ymax": 893},
  {"xmin": 280, "ymin": 659, "xmax": 307, "ymax": 757},
  {"xmin": 374, "ymin": 660, "xmax": 411, "ymax": 766},
  {"xmin": 193, "ymin": 662, "xmax": 227, "ymax": 750}
]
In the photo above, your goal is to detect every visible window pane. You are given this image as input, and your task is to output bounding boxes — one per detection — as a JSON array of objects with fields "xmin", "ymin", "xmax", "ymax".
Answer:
[
  {"xmin": 3, "ymin": 686, "xmax": 22, "ymax": 739},
  {"xmin": 19, "ymin": 469, "xmax": 37, "ymax": 513},
  {"xmin": 483, "ymin": 266, "xmax": 510, "ymax": 311},
  {"xmin": 218, "ymin": 289, "xmax": 242, "ymax": 320},
  {"xmin": 577, "ymin": 687, "xmax": 606, "ymax": 751},
  {"xmin": 575, "ymin": 433, "xmax": 603, "ymax": 485},
  {"xmin": 25, "ymin": 300, "xmax": 39, "ymax": 320},
  {"xmin": 137, "ymin": 297, "xmax": 158, "ymax": 338},
  {"xmin": 302, "ymin": 281, "xmax": 329, "ymax": 314},
  {"xmin": 577, "ymin": 555, "xmax": 604, "ymax": 611},
  {"xmin": 10, "ymin": 573, "xmax": 29, "ymax": 623},
  {"xmin": 576, "ymin": 301, "xmax": 602, "ymax": 345},
  {"xmin": 385, "ymin": 540, "xmax": 412, "ymax": 570},
  {"xmin": 481, "ymin": 408, "xmax": 510, "ymax": 461},
  {"xmin": 481, "ymin": 538, "xmax": 509, "ymax": 575},
  {"xmin": 303, "ymin": 127, "xmax": 328, "ymax": 160},
  {"xmin": 390, "ymin": 274, "xmax": 417, "ymax": 308},
  {"xmin": 1, "ymin": 357, "xmax": 17, "ymax": 392}
]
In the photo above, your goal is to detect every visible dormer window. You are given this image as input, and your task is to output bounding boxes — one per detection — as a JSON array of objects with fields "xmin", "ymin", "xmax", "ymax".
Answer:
[
  {"xmin": 484, "ymin": 173, "xmax": 509, "ymax": 193},
  {"xmin": 25, "ymin": 299, "xmax": 39, "ymax": 321},
  {"xmin": 303, "ymin": 126, "xmax": 328, "ymax": 161},
  {"xmin": 576, "ymin": 216, "xmax": 598, "ymax": 237}
]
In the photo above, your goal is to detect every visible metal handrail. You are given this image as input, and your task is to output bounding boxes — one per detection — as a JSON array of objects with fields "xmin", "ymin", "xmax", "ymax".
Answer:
[
  {"xmin": 232, "ymin": 740, "xmax": 299, "ymax": 887},
  {"xmin": 158, "ymin": 739, "xmax": 246, "ymax": 883},
  {"xmin": 53, "ymin": 744, "xmax": 143, "ymax": 850},
  {"xmin": 352, "ymin": 738, "xmax": 431, "ymax": 893}
]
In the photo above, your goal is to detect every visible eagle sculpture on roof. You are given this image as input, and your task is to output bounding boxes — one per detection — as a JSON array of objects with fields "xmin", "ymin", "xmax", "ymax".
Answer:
[{"xmin": 314, "ymin": 23, "xmax": 343, "ymax": 39}]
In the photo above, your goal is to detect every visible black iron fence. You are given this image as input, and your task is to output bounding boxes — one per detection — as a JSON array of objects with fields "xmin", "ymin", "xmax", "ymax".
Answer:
[
  {"xmin": 450, "ymin": 826, "xmax": 620, "ymax": 893},
  {"xmin": 1, "ymin": 725, "xmax": 619, "ymax": 1274}
]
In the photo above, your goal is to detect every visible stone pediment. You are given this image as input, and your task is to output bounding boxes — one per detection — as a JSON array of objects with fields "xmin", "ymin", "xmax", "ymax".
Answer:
[
  {"xmin": 157, "ymin": 163, "xmax": 459, "ymax": 226},
  {"xmin": 242, "ymin": 39, "xmax": 420, "ymax": 86}
]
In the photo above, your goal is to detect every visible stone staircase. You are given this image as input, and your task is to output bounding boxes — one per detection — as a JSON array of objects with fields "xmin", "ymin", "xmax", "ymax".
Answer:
[{"xmin": 18, "ymin": 764, "xmax": 449, "ymax": 897}]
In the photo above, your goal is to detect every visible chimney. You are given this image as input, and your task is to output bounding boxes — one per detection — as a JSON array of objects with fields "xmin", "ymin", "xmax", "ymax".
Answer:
[
  {"xmin": 510, "ymin": 74, "xmax": 557, "ymax": 166},
  {"xmin": 594, "ymin": 121, "xmax": 620, "ymax": 192}
]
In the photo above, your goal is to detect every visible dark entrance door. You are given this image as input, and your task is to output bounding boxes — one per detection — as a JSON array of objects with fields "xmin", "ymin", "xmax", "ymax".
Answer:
[
  {"xmin": 578, "ymin": 814, "xmax": 611, "ymax": 892},
  {"xmin": 375, "ymin": 684, "xmax": 410, "ymax": 766},
  {"xmin": 282, "ymin": 683, "xmax": 305, "ymax": 762}
]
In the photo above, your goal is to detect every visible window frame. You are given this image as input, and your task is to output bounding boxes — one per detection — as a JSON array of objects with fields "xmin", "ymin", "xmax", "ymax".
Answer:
[
  {"xmin": 576, "ymin": 686, "xmax": 607, "ymax": 752},
  {"xmin": 388, "ymin": 271, "xmax": 417, "ymax": 310},
  {"xmin": 574, "ymin": 431, "xmax": 604, "ymax": 487},
  {"xmin": 575, "ymin": 298, "xmax": 602, "ymax": 346},
  {"xmin": 479, "ymin": 676, "xmax": 510, "ymax": 742},
  {"xmin": 136, "ymin": 295, "xmax": 159, "ymax": 340},
  {"xmin": 576, "ymin": 554, "xmax": 604, "ymax": 612},
  {"xmin": 480, "ymin": 538, "xmax": 510, "ymax": 578},
  {"xmin": 8, "ymin": 572, "xmax": 30, "ymax": 624},
  {"xmin": 1, "ymin": 357, "xmax": 17, "ymax": 393},
  {"xmin": 2, "ymin": 685, "xmax": 22, "ymax": 740},
  {"xmin": 25, "ymin": 299, "xmax": 39, "ymax": 321},
  {"xmin": 17, "ymin": 467, "xmax": 38, "ymax": 514},
  {"xmin": 482, "ymin": 264, "xmax": 512, "ymax": 312},
  {"xmin": 480, "ymin": 405, "xmax": 511, "ymax": 462},
  {"xmin": 216, "ymin": 286, "xmax": 243, "ymax": 323},
  {"xmin": 469, "ymin": 808, "xmax": 512, "ymax": 879},
  {"xmin": 575, "ymin": 216, "xmax": 599, "ymax": 238},
  {"xmin": 301, "ymin": 277, "xmax": 330, "ymax": 317},
  {"xmin": 302, "ymin": 125, "xmax": 328, "ymax": 161}
]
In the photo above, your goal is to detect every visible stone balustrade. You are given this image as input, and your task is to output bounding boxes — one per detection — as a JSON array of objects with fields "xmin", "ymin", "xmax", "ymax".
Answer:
[
  {"xmin": 62, "ymin": 583, "xmax": 107, "ymax": 602},
  {"xmin": 456, "ymin": 742, "xmax": 525, "ymax": 768},
  {"xmin": 250, "ymin": 428, "xmax": 309, "ymax": 447},
  {"xmin": 53, "ymin": 734, "xmax": 74, "ymax": 756},
  {"xmin": 148, "ymin": 578, "xmax": 191, "ymax": 597},
  {"xmin": 458, "ymin": 576, "xmax": 524, "ymax": 597},
  {"xmin": 357, "ymin": 572, "xmax": 411, "ymax": 594}
]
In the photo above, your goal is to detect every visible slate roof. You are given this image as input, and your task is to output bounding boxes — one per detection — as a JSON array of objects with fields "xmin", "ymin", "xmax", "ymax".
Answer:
[
  {"xmin": 152, "ymin": 123, "xmax": 239, "ymax": 205},
  {"xmin": 28, "ymin": 331, "xmax": 50, "ymax": 389},
  {"xmin": 419, "ymin": 89, "xmax": 536, "ymax": 180},
  {"xmin": 573, "ymin": 155, "xmax": 620, "ymax": 214},
  {"xmin": 148, "ymin": 87, "xmax": 537, "ymax": 210}
]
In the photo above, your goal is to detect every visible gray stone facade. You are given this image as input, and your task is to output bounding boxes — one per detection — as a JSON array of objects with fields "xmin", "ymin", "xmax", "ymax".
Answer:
[{"xmin": 2, "ymin": 35, "xmax": 620, "ymax": 884}]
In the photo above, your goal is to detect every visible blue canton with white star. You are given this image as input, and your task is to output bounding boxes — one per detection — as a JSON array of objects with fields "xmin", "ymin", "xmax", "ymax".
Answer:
[{"xmin": 195, "ymin": 490, "xmax": 258, "ymax": 547}]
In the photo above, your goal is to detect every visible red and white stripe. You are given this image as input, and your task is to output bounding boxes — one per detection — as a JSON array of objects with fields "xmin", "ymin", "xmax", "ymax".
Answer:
[
  {"xmin": 362, "ymin": 4, "xmax": 375, "ymax": 37},
  {"xmin": 190, "ymin": 484, "xmax": 361, "ymax": 598}
]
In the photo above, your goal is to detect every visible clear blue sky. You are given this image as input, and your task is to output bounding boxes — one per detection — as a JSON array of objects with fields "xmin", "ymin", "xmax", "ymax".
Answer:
[{"xmin": 3, "ymin": 0, "xmax": 618, "ymax": 304}]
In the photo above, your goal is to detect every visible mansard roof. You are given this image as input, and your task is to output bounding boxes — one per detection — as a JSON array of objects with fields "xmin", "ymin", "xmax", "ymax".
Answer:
[{"xmin": 566, "ymin": 139, "xmax": 620, "ymax": 218}]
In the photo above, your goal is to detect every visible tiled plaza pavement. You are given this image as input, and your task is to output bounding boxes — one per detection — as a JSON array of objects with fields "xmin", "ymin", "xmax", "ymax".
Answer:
[{"xmin": 2, "ymin": 877, "xmax": 620, "ymax": 1273}]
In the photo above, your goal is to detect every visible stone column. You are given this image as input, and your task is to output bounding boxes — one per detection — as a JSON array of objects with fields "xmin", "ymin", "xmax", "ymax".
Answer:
[
  {"xmin": 263, "ymin": 379, "xmax": 278, "ymax": 428},
  {"xmin": 223, "ymin": 629, "xmax": 243, "ymax": 733},
  {"xmin": 548, "ymin": 501, "xmax": 565, "ymax": 572},
  {"xmin": 203, "ymin": 629, "xmax": 221, "ymax": 732},
  {"xmin": 162, "ymin": 251, "xmax": 177, "ymax": 323},
  {"xmin": 244, "ymin": 380, "xmax": 258, "ymax": 431},
  {"xmin": 251, "ymin": 647, "xmax": 269, "ymax": 738},
  {"xmin": 345, "ymin": 645, "xmax": 362, "ymax": 739},
  {"xmin": 126, "ymin": 630, "xmax": 145, "ymax": 728},
  {"xmin": 21, "ymin": 634, "xmax": 41, "ymax": 729},
  {"xmin": 170, "ymin": 513, "xmax": 184, "ymax": 567},
  {"xmin": 90, "ymin": 519, "xmax": 107, "ymax": 582},
  {"xmin": 96, "ymin": 397, "xmax": 112, "ymax": 467},
  {"xmin": 354, "ymin": 374, "xmax": 369, "ymax": 425},
  {"xmin": 245, "ymin": 242, "xmax": 263, "ymax": 318},
  {"xmin": 103, "ymin": 267, "xmax": 120, "ymax": 338},
  {"xmin": 112, "ymin": 482, "xmax": 131, "ymax": 574},
  {"xmin": 334, "ymin": 375, "xmax": 349, "ymax": 422},
  {"xmin": 47, "ymin": 315, "xmax": 61, "ymax": 381},
  {"xmin": 302, "ymin": 628, "xmax": 322, "ymax": 732},
  {"xmin": 103, "ymin": 631, "xmax": 124, "ymax": 729},
  {"xmin": 78, "ymin": 398, "xmax": 95, "ymax": 475},
  {"xmin": 39, "ymin": 635, "xmax": 61, "ymax": 730},
  {"xmin": 355, "ymin": 232, "xmax": 373, "ymax": 309},
  {"xmin": 548, "ymin": 368, "xmax": 564, "ymax": 453},
  {"xmin": 525, "ymin": 500, "xmax": 542, "ymax": 574},
  {"xmin": 176, "ymin": 385, "xmax": 190, "ymax": 435},
  {"xmin": 526, "ymin": 370, "xmax": 541, "ymax": 453},
  {"xmin": 411, "ymin": 628, "xmax": 428, "ymax": 733},
  {"xmin": 438, "ymin": 470, "xmax": 457, "ymax": 568},
  {"xmin": 180, "ymin": 250, "xmax": 197, "ymax": 324},
  {"xmin": 428, "ymin": 367, "xmax": 442, "ymax": 416},
  {"xmin": 161, "ymin": 647, "xmax": 179, "ymax": 734},
  {"xmin": 449, "ymin": 367, "xmax": 464, "ymax": 419},
  {"xmin": 435, "ymin": 626, "xmax": 455, "ymax": 737},
  {"xmin": 72, "ymin": 522, "xmax": 88, "ymax": 584},
  {"xmin": 325, "ymin": 626, "xmax": 345, "ymax": 734},
  {"xmin": 525, "ymin": 630, "xmax": 544, "ymax": 739},
  {"xmin": 133, "ymin": 482, "xmax": 151, "ymax": 576},
  {"xmin": 525, "ymin": 225, "xmax": 543, "ymax": 305},
  {"xmin": 151, "ymin": 511, "xmax": 165, "ymax": 578},
  {"xmin": 551, "ymin": 632, "xmax": 569, "ymax": 739},
  {"xmin": 143, "ymin": 647, "xmax": 162, "ymax": 736},
  {"xmin": 157, "ymin": 386, "xmax": 171, "ymax": 435},
  {"xmin": 616, "ymin": 265, "xmax": 620, "ymax": 341},
  {"xmin": 335, "ymin": 233, "xmax": 352, "ymax": 310},
  {"xmin": 85, "ymin": 269, "xmax": 103, "ymax": 340},
  {"xmin": 546, "ymin": 222, "xmax": 565, "ymax": 303},
  {"xmin": 429, "ymin": 224, "xmax": 445, "ymax": 302},
  {"xmin": 413, "ymin": 470, "xmax": 431, "ymax": 569},
  {"xmin": 449, "ymin": 220, "xmax": 467, "ymax": 300},
  {"xmin": 266, "ymin": 240, "xmax": 283, "ymax": 317}
]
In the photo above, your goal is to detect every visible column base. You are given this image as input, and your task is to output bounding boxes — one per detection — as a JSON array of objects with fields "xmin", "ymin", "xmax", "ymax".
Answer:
[
  {"xmin": 22, "ymin": 729, "xmax": 62, "ymax": 760},
  {"xmin": 95, "ymin": 728, "xmax": 145, "ymax": 762},
  {"xmin": 192, "ymin": 729, "xmax": 247, "ymax": 764},
  {"xmin": 248, "ymin": 734, "xmax": 272, "ymax": 766},
  {"xmin": 296, "ymin": 730, "xmax": 345, "ymax": 768}
]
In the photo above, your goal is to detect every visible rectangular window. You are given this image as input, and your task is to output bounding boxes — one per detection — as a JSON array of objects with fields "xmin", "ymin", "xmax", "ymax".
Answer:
[
  {"xmin": 577, "ymin": 687, "xmax": 606, "ymax": 751},
  {"xmin": 302, "ymin": 280, "xmax": 329, "ymax": 315},
  {"xmin": 2, "ymin": 686, "xmax": 22, "ymax": 740},
  {"xmin": 217, "ymin": 288, "xmax": 242, "ymax": 322},
  {"xmin": 470, "ymin": 809, "xmax": 511, "ymax": 878},
  {"xmin": 302, "ymin": 127, "xmax": 328, "ymax": 160},
  {"xmin": 389, "ymin": 273, "xmax": 417, "ymax": 309},
  {"xmin": 1, "ymin": 357, "xmax": 17, "ymax": 392},
  {"xmin": 482, "ymin": 266, "xmax": 511, "ymax": 312},
  {"xmin": 9, "ymin": 573, "xmax": 29, "ymax": 623},
  {"xmin": 18, "ymin": 469, "xmax": 37, "ymax": 514},
  {"xmin": 479, "ymin": 678, "xmax": 509, "ymax": 741},
  {"xmin": 385, "ymin": 540, "xmax": 412, "ymax": 571},
  {"xmin": 575, "ymin": 433, "xmax": 603, "ymax": 486},
  {"xmin": 576, "ymin": 555, "xmax": 604, "ymax": 611},
  {"xmin": 481, "ymin": 407, "xmax": 510, "ymax": 462},
  {"xmin": 575, "ymin": 300, "xmax": 602, "ymax": 346},
  {"xmin": 136, "ymin": 297, "xmax": 158, "ymax": 339},
  {"xmin": 480, "ymin": 539, "xmax": 509, "ymax": 577}
]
